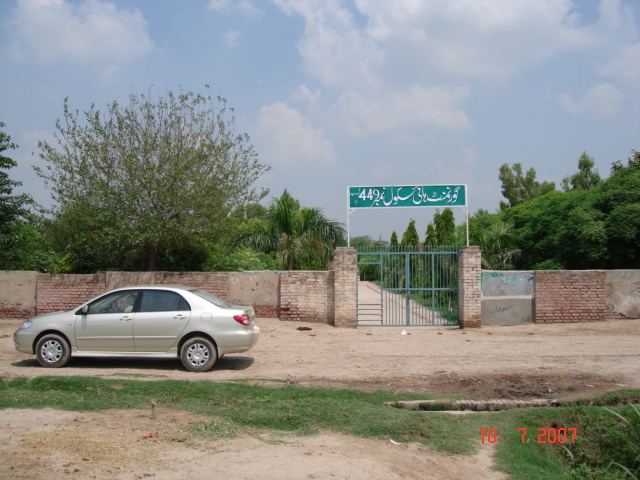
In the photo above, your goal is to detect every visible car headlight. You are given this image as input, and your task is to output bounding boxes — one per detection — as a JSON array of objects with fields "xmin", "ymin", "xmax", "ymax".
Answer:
[{"xmin": 19, "ymin": 320, "xmax": 33, "ymax": 330}]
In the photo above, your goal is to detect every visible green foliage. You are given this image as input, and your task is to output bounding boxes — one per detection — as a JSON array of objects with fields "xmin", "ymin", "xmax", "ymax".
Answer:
[
  {"xmin": 190, "ymin": 417, "xmax": 238, "ymax": 439},
  {"xmin": 562, "ymin": 152, "xmax": 602, "ymax": 192},
  {"xmin": 432, "ymin": 208, "xmax": 457, "ymax": 245},
  {"xmin": 36, "ymin": 88, "xmax": 270, "ymax": 271},
  {"xmin": 236, "ymin": 190, "xmax": 346, "ymax": 270},
  {"xmin": 0, "ymin": 220, "xmax": 59, "ymax": 271},
  {"xmin": 502, "ymin": 190, "xmax": 608, "ymax": 269},
  {"xmin": 499, "ymin": 162, "xmax": 555, "ymax": 210},
  {"xmin": 501, "ymin": 152, "xmax": 640, "ymax": 269},
  {"xmin": 611, "ymin": 149, "xmax": 640, "ymax": 174},
  {"xmin": 559, "ymin": 404, "xmax": 640, "ymax": 479},
  {"xmin": 0, "ymin": 122, "xmax": 57, "ymax": 270},
  {"xmin": 424, "ymin": 223, "xmax": 436, "ymax": 247},
  {"xmin": 469, "ymin": 214, "xmax": 521, "ymax": 270},
  {"xmin": 0, "ymin": 122, "xmax": 30, "ymax": 228},
  {"xmin": 400, "ymin": 219, "xmax": 420, "ymax": 246},
  {"xmin": 595, "ymin": 160, "xmax": 640, "ymax": 268},
  {"xmin": 203, "ymin": 245, "xmax": 279, "ymax": 272},
  {"xmin": 390, "ymin": 231, "xmax": 399, "ymax": 247}
]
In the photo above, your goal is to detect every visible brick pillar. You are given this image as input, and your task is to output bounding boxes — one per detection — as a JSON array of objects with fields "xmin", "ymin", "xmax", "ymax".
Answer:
[
  {"xmin": 459, "ymin": 246, "xmax": 482, "ymax": 328},
  {"xmin": 333, "ymin": 247, "xmax": 357, "ymax": 328}
]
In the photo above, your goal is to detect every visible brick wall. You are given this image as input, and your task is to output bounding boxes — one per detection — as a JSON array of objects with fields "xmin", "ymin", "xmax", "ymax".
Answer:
[
  {"xmin": 534, "ymin": 270, "xmax": 611, "ymax": 323},
  {"xmin": 459, "ymin": 246, "xmax": 482, "ymax": 328},
  {"xmin": 36, "ymin": 273, "xmax": 107, "ymax": 315},
  {"xmin": 154, "ymin": 272, "xmax": 230, "ymax": 301},
  {"xmin": 0, "ymin": 270, "xmax": 37, "ymax": 318},
  {"xmin": 333, "ymin": 247, "xmax": 357, "ymax": 328},
  {"xmin": 280, "ymin": 271, "xmax": 334, "ymax": 323}
]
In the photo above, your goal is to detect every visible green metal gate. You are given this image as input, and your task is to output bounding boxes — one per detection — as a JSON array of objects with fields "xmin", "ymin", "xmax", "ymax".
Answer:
[{"xmin": 356, "ymin": 247, "xmax": 459, "ymax": 327}]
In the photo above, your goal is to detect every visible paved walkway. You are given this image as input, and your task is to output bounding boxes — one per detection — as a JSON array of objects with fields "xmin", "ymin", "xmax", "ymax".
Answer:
[{"xmin": 356, "ymin": 281, "xmax": 455, "ymax": 326}]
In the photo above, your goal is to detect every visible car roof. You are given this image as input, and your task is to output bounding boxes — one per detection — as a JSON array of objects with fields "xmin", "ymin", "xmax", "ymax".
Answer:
[{"xmin": 112, "ymin": 285, "xmax": 195, "ymax": 292}]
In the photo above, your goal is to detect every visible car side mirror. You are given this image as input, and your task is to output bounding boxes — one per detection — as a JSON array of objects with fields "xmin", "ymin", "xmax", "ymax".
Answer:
[{"xmin": 77, "ymin": 305, "xmax": 89, "ymax": 315}]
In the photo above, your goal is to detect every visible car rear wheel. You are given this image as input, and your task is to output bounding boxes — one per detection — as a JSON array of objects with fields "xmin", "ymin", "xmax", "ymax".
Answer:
[
  {"xmin": 180, "ymin": 337, "xmax": 217, "ymax": 372},
  {"xmin": 35, "ymin": 334, "xmax": 71, "ymax": 368}
]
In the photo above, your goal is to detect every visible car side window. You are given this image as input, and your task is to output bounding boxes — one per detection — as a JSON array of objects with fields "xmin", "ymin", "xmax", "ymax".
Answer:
[
  {"xmin": 139, "ymin": 290, "xmax": 191, "ymax": 313},
  {"xmin": 87, "ymin": 291, "xmax": 138, "ymax": 314}
]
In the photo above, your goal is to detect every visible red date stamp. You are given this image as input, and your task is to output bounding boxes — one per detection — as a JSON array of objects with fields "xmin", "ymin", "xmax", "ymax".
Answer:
[{"xmin": 480, "ymin": 427, "xmax": 577, "ymax": 444}]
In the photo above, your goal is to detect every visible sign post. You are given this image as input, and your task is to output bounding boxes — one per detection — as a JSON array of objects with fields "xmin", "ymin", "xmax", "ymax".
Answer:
[{"xmin": 347, "ymin": 185, "xmax": 469, "ymax": 245}]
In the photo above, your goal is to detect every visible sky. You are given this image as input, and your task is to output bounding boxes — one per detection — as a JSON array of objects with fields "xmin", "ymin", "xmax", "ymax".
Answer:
[{"xmin": 1, "ymin": 0, "xmax": 639, "ymax": 244}]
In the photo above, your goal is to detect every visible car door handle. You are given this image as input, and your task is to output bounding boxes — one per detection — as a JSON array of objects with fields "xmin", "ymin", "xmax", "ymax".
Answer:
[
  {"xmin": 120, "ymin": 315, "xmax": 133, "ymax": 322},
  {"xmin": 174, "ymin": 314, "xmax": 188, "ymax": 320}
]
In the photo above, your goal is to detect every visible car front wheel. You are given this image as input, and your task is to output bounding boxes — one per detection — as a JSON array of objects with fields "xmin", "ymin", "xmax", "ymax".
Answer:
[
  {"xmin": 180, "ymin": 337, "xmax": 217, "ymax": 372},
  {"xmin": 35, "ymin": 334, "xmax": 71, "ymax": 368}
]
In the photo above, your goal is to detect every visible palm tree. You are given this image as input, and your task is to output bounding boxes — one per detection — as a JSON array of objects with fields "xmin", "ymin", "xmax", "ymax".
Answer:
[
  {"xmin": 476, "ymin": 220, "xmax": 521, "ymax": 270},
  {"xmin": 237, "ymin": 190, "xmax": 346, "ymax": 270}
]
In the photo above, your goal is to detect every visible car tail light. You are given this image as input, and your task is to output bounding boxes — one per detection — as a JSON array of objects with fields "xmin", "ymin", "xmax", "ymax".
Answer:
[{"xmin": 233, "ymin": 314, "xmax": 251, "ymax": 326}]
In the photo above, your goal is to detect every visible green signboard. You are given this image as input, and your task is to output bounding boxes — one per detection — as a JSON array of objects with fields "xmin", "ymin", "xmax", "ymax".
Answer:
[{"xmin": 349, "ymin": 185, "xmax": 466, "ymax": 209}]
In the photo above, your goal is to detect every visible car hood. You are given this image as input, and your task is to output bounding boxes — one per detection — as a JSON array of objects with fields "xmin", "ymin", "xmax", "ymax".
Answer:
[{"xmin": 29, "ymin": 309, "xmax": 76, "ymax": 323}]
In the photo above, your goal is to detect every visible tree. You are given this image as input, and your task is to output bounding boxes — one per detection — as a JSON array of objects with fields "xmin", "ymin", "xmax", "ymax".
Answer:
[
  {"xmin": 499, "ymin": 163, "xmax": 555, "ymax": 210},
  {"xmin": 400, "ymin": 219, "xmax": 420, "ymax": 247},
  {"xmin": 502, "ymin": 188, "xmax": 612, "ymax": 270},
  {"xmin": 0, "ymin": 122, "xmax": 31, "ymax": 231},
  {"xmin": 237, "ymin": 190, "xmax": 346, "ymax": 270},
  {"xmin": 390, "ymin": 231, "xmax": 399, "ymax": 247},
  {"xmin": 433, "ymin": 208, "xmax": 457, "ymax": 245},
  {"xmin": 596, "ymin": 152, "xmax": 640, "ymax": 268},
  {"xmin": 475, "ymin": 219, "xmax": 521, "ymax": 269},
  {"xmin": 424, "ymin": 223, "xmax": 436, "ymax": 247},
  {"xmin": 611, "ymin": 149, "xmax": 640, "ymax": 173},
  {"xmin": 36, "ymin": 88, "xmax": 270, "ymax": 271},
  {"xmin": 562, "ymin": 152, "xmax": 601, "ymax": 192},
  {"xmin": 0, "ymin": 123, "xmax": 58, "ymax": 270}
]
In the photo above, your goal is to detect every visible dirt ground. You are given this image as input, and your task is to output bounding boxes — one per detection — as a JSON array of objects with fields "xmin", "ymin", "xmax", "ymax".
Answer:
[{"xmin": 1, "ymin": 316, "xmax": 639, "ymax": 479}]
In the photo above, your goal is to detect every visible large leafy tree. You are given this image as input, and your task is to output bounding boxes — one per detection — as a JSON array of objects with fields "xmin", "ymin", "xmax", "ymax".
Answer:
[
  {"xmin": 0, "ymin": 122, "xmax": 30, "ymax": 231},
  {"xmin": 595, "ymin": 152, "xmax": 640, "ymax": 268},
  {"xmin": 501, "ymin": 149, "xmax": 640, "ymax": 270},
  {"xmin": 499, "ymin": 163, "xmax": 555, "ymax": 210},
  {"xmin": 1, "ymin": 122, "xmax": 57, "ymax": 270},
  {"xmin": 237, "ymin": 190, "xmax": 346, "ymax": 270},
  {"xmin": 400, "ymin": 219, "xmax": 420, "ymax": 247},
  {"xmin": 433, "ymin": 208, "xmax": 457, "ymax": 245},
  {"xmin": 37, "ymin": 88, "xmax": 270, "ymax": 271},
  {"xmin": 562, "ymin": 152, "xmax": 602, "ymax": 192},
  {"xmin": 424, "ymin": 208, "xmax": 457, "ymax": 247}
]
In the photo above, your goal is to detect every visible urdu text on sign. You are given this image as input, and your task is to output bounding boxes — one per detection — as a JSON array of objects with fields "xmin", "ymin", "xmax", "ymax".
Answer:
[{"xmin": 349, "ymin": 185, "xmax": 466, "ymax": 209}]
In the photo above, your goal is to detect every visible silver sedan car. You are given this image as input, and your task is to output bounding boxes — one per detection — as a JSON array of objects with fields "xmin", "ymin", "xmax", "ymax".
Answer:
[{"xmin": 14, "ymin": 285, "xmax": 260, "ymax": 372}]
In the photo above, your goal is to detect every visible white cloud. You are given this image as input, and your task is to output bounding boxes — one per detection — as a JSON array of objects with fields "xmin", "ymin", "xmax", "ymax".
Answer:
[
  {"xmin": 334, "ymin": 85, "xmax": 472, "ymax": 135},
  {"xmin": 256, "ymin": 103, "xmax": 338, "ymax": 169},
  {"xmin": 558, "ymin": 83, "xmax": 625, "ymax": 116},
  {"xmin": 274, "ymin": 0, "xmax": 384, "ymax": 89},
  {"xmin": 274, "ymin": 1, "xmax": 617, "ymax": 136},
  {"xmin": 462, "ymin": 147, "xmax": 479, "ymax": 165},
  {"xmin": 355, "ymin": 0, "xmax": 596, "ymax": 79},
  {"xmin": 600, "ymin": 42, "xmax": 640, "ymax": 86},
  {"xmin": 208, "ymin": 0, "xmax": 262, "ymax": 16},
  {"xmin": 223, "ymin": 29, "xmax": 242, "ymax": 48},
  {"xmin": 292, "ymin": 85, "xmax": 322, "ymax": 112},
  {"xmin": 7, "ymin": 0, "xmax": 154, "ymax": 81},
  {"xmin": 276, "ymin": 0, "xmax": 599, "ymax": 87}
]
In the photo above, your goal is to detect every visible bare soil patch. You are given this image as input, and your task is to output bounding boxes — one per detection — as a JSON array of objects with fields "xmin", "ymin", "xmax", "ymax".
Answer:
[{"xmin": 1, "ymin": 317, "xmax": 639, "ymax": 479}]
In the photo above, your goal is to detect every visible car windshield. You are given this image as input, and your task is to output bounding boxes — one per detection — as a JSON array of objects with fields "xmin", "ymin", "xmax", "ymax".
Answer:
[{"xmin": 189, "ymin": 288, "xmax": 232, "ymax": 308}]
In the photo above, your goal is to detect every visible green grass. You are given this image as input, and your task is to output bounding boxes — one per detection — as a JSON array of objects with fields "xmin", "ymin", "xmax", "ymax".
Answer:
[{"xmin": 1, "ymin": 376, "xmax": 638, "ymax": 478}]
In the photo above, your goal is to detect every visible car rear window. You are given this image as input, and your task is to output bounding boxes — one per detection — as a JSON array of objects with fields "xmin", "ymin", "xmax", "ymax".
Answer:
[{"xmin": 189, "ymin": 288, "xmax": 231, "ymax": 308}]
